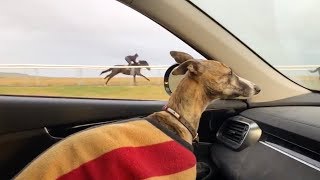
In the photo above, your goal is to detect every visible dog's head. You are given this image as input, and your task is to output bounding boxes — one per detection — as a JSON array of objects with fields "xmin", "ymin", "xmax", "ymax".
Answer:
[{"xmin": 170, "ymin": 51, "xmax": 260, "ymax": 99}]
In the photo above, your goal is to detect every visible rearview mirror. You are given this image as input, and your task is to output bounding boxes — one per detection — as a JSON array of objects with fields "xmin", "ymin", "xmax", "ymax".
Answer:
[{"xmin": 163, "ymin": 64, "xmax": 185, "ymax": 95}]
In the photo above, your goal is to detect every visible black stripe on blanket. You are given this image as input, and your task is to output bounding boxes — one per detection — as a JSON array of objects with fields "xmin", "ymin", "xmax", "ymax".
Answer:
[{"xmin": 144, "ymin": 117, "xmax": 194, "ymax": 152}]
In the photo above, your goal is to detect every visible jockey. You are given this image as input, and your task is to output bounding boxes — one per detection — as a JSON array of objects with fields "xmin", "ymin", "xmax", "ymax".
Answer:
[{"xmin": 125, "ymin": 53, "xmax": 139, "ymax": 65}]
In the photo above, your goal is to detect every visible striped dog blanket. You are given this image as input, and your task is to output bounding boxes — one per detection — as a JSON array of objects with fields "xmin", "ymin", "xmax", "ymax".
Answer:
[{"xmin": 15, "ymin": 118, "xmax": 196, "ymax": 180}]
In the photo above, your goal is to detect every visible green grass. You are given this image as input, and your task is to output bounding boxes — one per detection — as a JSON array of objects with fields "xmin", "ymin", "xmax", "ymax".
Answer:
[
  {"xmin": 0, "ymin": 85, "xmax": 170, "ymax": 100},
  {"xmin": 0, "ymin": 76, "xmax": 319, "ymax": 101},
  {"xmin": 294, "ymin": 76, "xmax": 320, "ymax": 90}
]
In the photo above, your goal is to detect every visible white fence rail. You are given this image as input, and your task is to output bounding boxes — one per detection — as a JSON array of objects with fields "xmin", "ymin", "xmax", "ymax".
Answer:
[
  {"xmin": 0, "ymin": 64, "xmax": 319, "ymax": 70},
  {"xmin": 0, "ymin": 64, "xmax": 319, "ymax": 78},
  {"xmin": 0, "ymin": 64, "xmax": 319, "ymax": 86},
  {"xmin": 275, "ymin": 65, "xmax": 320, "ymax": 71},
  {"xmin": 0, "ymin": 64, "xmax": 169, "ymax": 70}
]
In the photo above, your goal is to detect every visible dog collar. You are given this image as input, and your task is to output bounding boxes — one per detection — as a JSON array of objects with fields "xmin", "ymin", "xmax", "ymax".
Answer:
[{"xmin": 162, "ymin": 105, "xmax": 199, "ymax": 143}]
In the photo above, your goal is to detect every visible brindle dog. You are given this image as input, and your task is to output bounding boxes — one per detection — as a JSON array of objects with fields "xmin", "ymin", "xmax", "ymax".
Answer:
[{"xmin": 148, "ymin": 51, "xmax": 260, "ymax": 143}]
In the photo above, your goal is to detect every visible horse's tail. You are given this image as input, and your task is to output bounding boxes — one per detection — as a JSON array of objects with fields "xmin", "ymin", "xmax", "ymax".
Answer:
[
  {"xmin": 100, "ymin": 68, "xmax": 112, "ymax": 75},
  {"xmin": 309, "ymin": 67, "xmax": 320, "ymax": 73}
]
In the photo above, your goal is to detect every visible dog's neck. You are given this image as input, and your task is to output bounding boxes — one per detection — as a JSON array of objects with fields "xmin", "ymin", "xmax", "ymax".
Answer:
[
  {"xmin": 149, "ymin": 77, "xmax": 215, "ymax": 144},
  {"xmin": 167, "ymin": 78, "xmax": 210, "ymax": 130}
]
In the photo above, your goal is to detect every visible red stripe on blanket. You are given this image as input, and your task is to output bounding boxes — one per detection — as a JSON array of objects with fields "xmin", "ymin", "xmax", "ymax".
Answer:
[{"xmin": 58, "ymin": 140, "xmax": 196, "ymax": 180}]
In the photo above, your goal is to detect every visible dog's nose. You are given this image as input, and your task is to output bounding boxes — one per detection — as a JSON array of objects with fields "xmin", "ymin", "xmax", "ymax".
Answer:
[{"xmin": 254, "ymin": 85, "xmax": 261, "ymax": 94}]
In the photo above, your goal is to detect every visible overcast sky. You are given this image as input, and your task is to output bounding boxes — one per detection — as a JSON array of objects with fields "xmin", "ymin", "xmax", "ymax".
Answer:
[
  {"xmin": 0, "ymin": 0, "xmax": 201, "ymax": 67},
  {"xmin": 0, "ymin": 0, "xmax": 319, "ymax": 77},
  {"xmin": 192, "ymin": 0, "xmax": 320, "ymax": 66}
]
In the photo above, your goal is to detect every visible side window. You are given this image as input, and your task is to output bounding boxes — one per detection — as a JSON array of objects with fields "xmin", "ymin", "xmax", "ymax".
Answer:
[{"xmin": 0, "ymin": 0, "xmax": 202, "ymax": 100}]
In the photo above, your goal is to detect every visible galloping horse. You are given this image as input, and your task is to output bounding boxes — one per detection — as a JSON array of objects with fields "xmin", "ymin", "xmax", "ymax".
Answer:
[{"xmin": 100, "ymin": 60, "xmax": 151, "ymax": 85}]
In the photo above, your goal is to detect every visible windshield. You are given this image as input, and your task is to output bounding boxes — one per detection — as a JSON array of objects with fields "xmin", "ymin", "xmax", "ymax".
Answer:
[{"xmin": 190, "ymin": 0, "xmax": 320, "ymax": 91}]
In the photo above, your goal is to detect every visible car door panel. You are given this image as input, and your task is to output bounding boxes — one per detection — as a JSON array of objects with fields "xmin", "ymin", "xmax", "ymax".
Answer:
[
  {"xmin": 0, "ymin": 96, "xmax": 166, "ymax": 134},
  {"xmin": 0, "ymin": 128, "xmax": 56, "ymax": 179},
  {"xmin": 0, "ymin": 95, "xmax": 166, "ymax": 179}
]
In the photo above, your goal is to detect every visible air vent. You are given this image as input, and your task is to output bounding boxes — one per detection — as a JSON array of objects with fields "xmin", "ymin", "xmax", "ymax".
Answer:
[
  {"xmin": 221, "ymin": 120, "xmax": 249, "ymax": 144},
  {"xmin": 217, "ymin": 116, "xmax": 262, "ymax": 151}
]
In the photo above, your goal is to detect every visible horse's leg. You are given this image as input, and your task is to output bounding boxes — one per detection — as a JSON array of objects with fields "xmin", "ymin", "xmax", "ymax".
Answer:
[
  {"xmin": 137, "ymin": 73, "xmax": 150, "ymax": 81},
  {"xmin": 105, "ymin": 73, "xmax": 118, "ymax": 85},
  {"xmin": 102, "ymin": 69, "xmax": 115, "ymax": 82},
  {"xmin": 133, "ymin": 74, "xmax": 137, "ymax": 86},
  {"xmin": 105, "ymin": 76, "xmax": 113, "ymax": 85},
  {"xmin": 104, "ymin": 73, "xmax": 111, "ymax": 79}
]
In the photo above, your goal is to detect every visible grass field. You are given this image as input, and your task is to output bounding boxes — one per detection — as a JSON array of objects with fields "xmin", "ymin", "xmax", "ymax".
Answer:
[
  {"xmin": 0, "ymin": 77, "xmax": 169, "ymax": 100},
  {"xmin": 0, "ymin": 76, "xmax": 319, "ymax": 100},
  {"xmin": 291, "ymin": 76, "xmax": 320, "ymax": 90},
  {"xmin": 0, "ymin": 77, "xmax": 163, "ymax": 86}
]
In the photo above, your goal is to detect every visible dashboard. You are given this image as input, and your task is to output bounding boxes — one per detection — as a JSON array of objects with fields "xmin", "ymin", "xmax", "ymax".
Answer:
[{"xmin": 210, "ymin": 106, "xmax": 320, "ymax": 180}]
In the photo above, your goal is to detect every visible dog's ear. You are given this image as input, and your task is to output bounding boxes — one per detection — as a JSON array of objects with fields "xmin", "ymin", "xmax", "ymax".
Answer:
[
  {"xmin": 172, "ymin": 60, "xmax": 204, "ymax": 76},
  {"xmin": 170, "ymin": 51, "xmax": 194, "ymax": 63}
]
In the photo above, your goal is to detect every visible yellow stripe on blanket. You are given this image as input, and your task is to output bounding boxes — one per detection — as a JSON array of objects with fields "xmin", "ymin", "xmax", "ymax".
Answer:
[
  {"xmin": 16, "ymin": 120, "xmax": 174, "ymax": 180},
  {"xmin": 145, "ymin": 165, "xmax": 196, "ymax": 180}
]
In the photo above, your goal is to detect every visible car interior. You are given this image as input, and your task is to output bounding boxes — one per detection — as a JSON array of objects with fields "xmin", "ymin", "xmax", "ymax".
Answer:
[{"xmin": 1, "ymin": 0, "xmax": 320, "ymax": 179}]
